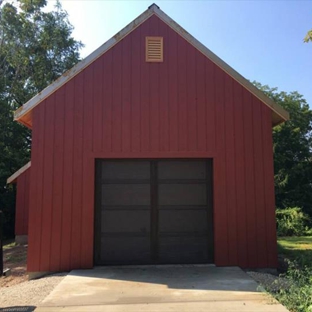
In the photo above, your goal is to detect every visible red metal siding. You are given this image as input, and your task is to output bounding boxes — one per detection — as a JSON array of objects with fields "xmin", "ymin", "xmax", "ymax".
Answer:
[
  {"xmin": 27, "ymin": 14, "xmax": 277, "ymax": 272},
  {"xmin": 15, "ymin": 168, "xmax": 30, "ymax": 236}
]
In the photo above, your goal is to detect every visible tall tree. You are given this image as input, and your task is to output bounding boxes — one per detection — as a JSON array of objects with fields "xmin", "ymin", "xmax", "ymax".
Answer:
[
  {"xmin": 253, "ymin": 82, "xmax": 312, "ymax": 217},
  {"xmin": 0, "ymin": 0, "xmax": 83, "ymax": 238},
  {"xmin": 304, "ymin": 29, "xmax": 312, "ymax": 42}
]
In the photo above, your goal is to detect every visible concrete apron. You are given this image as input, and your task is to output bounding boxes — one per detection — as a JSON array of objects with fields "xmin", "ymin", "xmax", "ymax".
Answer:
[{"xmin": 36, "ymin": 265, "xmax": 289, "ymax": 312}]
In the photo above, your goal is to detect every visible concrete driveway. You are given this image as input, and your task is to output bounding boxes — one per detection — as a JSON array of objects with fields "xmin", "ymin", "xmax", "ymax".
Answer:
[{"xmin": 36, "ymin": 265, "xmax": 289, "ymax": 312}]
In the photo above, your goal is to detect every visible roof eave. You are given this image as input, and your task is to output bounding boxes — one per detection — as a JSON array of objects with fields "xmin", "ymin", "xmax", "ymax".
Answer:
[
  {"xmin": 272, "ymin": 110, "xmax": 290, "ymax": 127},
  {"xmin": 14, "ymin": 5, "xmax": 156, "ymax": 125},
  {"xmin": 151, "ymin": 6, "xmax": 290, "ymax": 125},
  {"xmin": 7, "ymin": 161, "xmax": 31, "ymax": 184}
]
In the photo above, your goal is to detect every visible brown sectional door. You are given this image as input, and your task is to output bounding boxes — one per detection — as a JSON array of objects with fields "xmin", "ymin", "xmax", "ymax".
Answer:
[
  {"xmin": 94, "ymin": 159, "xmax": 213, "ymax": 265},
  {"xmin": 95, "ymin": 160, "xmax": 152, "ymax": 264},
  {"xmin": 157, "ymin": 160, "xmax": 213, "ymax": 263}
]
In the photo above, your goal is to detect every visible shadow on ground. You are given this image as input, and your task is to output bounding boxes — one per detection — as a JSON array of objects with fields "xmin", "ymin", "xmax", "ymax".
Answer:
[
  {"xmin": 39, "ymin": 266, "xmax": 290, "ymax": 311},
  {"xmin": 0, "ymin": 307, "xmax": 36, "ymax": 312},
  {"xmin": 68, "ymin": 265, "xmax": 259, "ymax": 292}
]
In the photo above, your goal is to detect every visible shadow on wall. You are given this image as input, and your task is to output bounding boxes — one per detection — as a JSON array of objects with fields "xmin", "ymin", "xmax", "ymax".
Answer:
[{"xmin": 0, "ymin": 307, "xmax": 36, "ymax": 312}]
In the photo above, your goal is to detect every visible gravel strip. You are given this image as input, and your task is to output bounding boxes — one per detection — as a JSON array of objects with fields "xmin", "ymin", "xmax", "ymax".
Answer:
[
  {"xmin": 247, "ymin": 271, "xmax": 290, "ymax": 293},
  {"xmin": 0, "ymin": 273, "xmax": 67, "ymax": 309}
]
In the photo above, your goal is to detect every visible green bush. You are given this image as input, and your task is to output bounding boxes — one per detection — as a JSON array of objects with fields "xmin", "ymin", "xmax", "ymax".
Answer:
[
  {"xmin": 276, "ymin": 207, "xmax": 311, "ymax": 236},
  {"xmin": 274, "ymin": 261, "xmax": 312, "ymax": 312}
]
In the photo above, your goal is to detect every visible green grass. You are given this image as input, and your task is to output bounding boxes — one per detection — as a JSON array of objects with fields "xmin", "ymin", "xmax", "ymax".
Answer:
[
  {"xmin": 5, "ymin": 253, "xmax": 27, "ymax": 263},
  {"xmin": 277, "ymin": 236, "xmax": 312, "ymax": 267},
  {"xmin": 274, "ymin": 236, "xmax": 312, "ymax": 312},
  {"xmin": 3, "ymin": 240, "xmax": 17, "ymax": 250},
  {"xmin": 2, "ymin": 240, "xmax": 27, "ymax": 264}
]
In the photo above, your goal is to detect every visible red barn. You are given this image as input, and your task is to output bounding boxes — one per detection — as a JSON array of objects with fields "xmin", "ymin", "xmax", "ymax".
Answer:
[{"xmin": 11, "ymin": 4, "xmax": 289, "ymax": 277}]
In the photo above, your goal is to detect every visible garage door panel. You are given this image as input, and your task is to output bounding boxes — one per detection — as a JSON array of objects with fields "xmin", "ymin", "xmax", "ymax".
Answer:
[
  {"xmin": 100, "ymin": 237, "xmax": 151, "ymax": 264},
  {"xmin": 158, "ymin": 160, "xmax": 206, "ymax": 180},
  {"xmin": 102, "ymin": 161, "xmax": 150, "ymax": 180},
  {"xmin": 158, "ymin": 205, "xmax": 207, "ymax": 210},
  {"xmin": 158, "ymin": 184, "xmax": 207, "ymax": 205},
  {"xmin": 102, "ymin": 210, "xmax": 150, "ymax": 233},
  {"xmin": 159, "ymin": 236, "xmax": 208, "ymax": 263},
  {"xmin": 159, "ymin": 210, "xmax": 208, "ymax": 233},
  {"xmin": 95, "ymin": 159, "xmax": 213, "ymax": 265},
  {"xmin": 102, "ymin": 184, "xmax": 150, "ymax": 206}
]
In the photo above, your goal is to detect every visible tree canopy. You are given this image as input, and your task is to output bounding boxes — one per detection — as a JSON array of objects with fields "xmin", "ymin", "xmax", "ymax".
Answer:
[
  {"xmin": 254, "ymin": 82, "xmax": 312, "ymax": 218},
  {"xmin": 0, "ymin": 0, "xmax": 83, "ymax": 238},
  {"xmin": 304, "ymin": 29, "xmax": 312, "ymax": 42}
]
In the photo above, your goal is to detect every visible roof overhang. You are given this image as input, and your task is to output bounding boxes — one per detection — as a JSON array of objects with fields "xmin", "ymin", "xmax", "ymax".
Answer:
[
  {"xmin": 14, "ymin": 3, "xmax": 289, "ymax": 128},
  {"xmin": 7, "ymin": 161, "xmax": 31, "ymax": 184}
]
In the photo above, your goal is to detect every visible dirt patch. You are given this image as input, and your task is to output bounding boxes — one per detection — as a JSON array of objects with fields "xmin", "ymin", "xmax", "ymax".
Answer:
[{"xmin": 1, "ymin": 243, "xmax": 28, "ymax": 287}]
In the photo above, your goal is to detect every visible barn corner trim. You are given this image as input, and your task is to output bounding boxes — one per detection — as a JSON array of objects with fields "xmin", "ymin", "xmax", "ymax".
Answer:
[{"xmin": 14, "ymin": 3, "xmax": 289, "ymax": 128}]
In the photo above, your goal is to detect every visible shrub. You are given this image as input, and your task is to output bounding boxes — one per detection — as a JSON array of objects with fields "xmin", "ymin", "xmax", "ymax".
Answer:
[
  {"xmin": 274, "ymin": 261, "xmax": 312, "ymax": 312},
  {"xmin": 276, "ymin": 207, "xmax": 310, "ymax": 236}
]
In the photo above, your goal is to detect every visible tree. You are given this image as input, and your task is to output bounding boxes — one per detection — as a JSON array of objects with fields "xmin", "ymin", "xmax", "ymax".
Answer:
[
  {"xmin": 304, "ymin": 29, "xmax": 312, "ymax": 42},
  {"xmin": 0, "ymin": 0, "xmax": 83, "ymax": 238},
  {"xmin": 253, "ymin": 82, "xmax": 312, "ymax": 218}
]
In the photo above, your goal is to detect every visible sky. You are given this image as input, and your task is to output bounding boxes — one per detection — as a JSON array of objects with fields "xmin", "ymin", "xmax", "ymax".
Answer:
[{"xmin": 46, "ymin": 0, "xmax": 312, "ymax": 105}]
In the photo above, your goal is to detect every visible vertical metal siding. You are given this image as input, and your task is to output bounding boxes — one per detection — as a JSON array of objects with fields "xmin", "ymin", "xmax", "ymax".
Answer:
[
  {"xmin": 61, "ymin": 79, "xmax": 75, "ymax": 270},
  {"xmin": 27, "ymin": 14, "xmax": 277, "ymax": 272},
  {"xmin": 15, "ymin": 168, "xmax": 30, "ymax": 236},
  {"xmin": 51, "ymin": 86, "xmax": 65, "ymax": 271},
  {"xmin": 233, "ymin": 84, "xmax": 248, "ymax": 268}
]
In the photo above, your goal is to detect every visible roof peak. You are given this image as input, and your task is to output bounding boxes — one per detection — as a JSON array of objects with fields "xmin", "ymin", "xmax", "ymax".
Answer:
[
  {"xmin": 148, "ymin": 3, "xmax": 160, "ymax": 10},
  {"xmin": 14, "ymin": 3, "xmax": 289, "ymax": 127}
]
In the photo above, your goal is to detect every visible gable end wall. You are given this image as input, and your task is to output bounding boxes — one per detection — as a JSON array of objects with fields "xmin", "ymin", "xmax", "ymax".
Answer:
[{"xmin": 27, "ymin": 15, "xmax": 277, "ymax": 272}]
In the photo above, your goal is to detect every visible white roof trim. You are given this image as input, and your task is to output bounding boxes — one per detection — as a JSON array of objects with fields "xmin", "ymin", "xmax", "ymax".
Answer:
[
  {"xmin": 153, "ymin": 5, "xmax": 289, "ymax": 123},
  {"xmin": 14, "ymin": 3, "xmax": 289, "ymax": 125},
  {"xmin": 14, "ymin": 5, "xmax": 156, "ymax": 122},
  {"xmin": 7, "ymin": 161, "xmax": 31, "ymax": 184}
]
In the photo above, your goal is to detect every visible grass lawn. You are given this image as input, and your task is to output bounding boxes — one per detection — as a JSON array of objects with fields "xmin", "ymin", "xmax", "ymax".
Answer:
[
  {"xmin": 275, "ymin": 236, "xmax": 312, "ymax": 312},
  {"xmin": 277, "ymin": 236, "xmax": 312, "ymax": 267},
  {"xmin": 3, "ymin": 240, "xmax": 17, "ymax": 250}
]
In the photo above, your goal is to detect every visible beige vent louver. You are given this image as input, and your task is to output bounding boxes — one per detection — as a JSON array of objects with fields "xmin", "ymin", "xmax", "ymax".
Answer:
[{"xmin": 146, "ymin": 37, "xmax": 163, "ymax": 62}]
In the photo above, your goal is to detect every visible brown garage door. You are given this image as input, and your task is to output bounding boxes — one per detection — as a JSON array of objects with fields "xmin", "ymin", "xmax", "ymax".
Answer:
[{"xmin": 94, "ymin": 160, "xmax": 213, "ymax": 265}]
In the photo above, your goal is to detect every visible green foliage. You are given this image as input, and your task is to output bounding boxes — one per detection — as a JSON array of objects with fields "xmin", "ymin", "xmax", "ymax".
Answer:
[
  {"xmin": 272, "ymin": 240, "xmax": 312, "ymax": 311},
  {"xmin": 304, "ymin": 29, "xmax": 312, "ymax": 43},
  {"xmin": 276, "ymin": 207, "xmax": 311, "ymax": 236},
  {"xmin": 274, "ymin": 261, "xmax": 312, "ymax": 312},
  {"xmin": 253, "ymin": 82, "xmax": 312, "ymax": 219},
  {"xmin": 3, "ymin": 240, "xmax": 17, "ymax": 250},
  {"xmin": 306, "ymin": 228, "xmax": 312, "ymax": 236},
  {"xmin": 0, "ymin": 0, "xmax": 83, "ymax": 238},
  {"xmin": 277, "ymin": 236, "xmax": 312, "ymax": 268},
  {"xmin": 18, "ymin": 0, "xmax": 47, "ymax": 13},
  {"xmin": 1, "ymin": 0, "xmax": 83, "ymax": 101}
]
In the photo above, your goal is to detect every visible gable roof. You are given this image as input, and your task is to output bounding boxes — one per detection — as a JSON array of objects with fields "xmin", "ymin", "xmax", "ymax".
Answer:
[
  {"xmin": 7, "ymin": 161, "xmax": 31, "ymax": 184},
  {"xmin": 14, "ymin": 3, "xmax": 289, "ymax": 128}
]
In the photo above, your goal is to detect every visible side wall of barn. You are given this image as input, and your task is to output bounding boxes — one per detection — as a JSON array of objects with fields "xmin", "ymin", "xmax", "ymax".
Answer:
[
  {"xmin": 27, "ymin": 14, "xmax": 277, "ymax": 272},
  {"xmin": 15, "ymin": 167, "xmax": 30, "ymax": 243}
]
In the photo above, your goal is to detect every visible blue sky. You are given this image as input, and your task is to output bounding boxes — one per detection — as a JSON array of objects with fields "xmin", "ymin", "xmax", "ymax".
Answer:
[{"xmin": 48, "ymin": 0, "xmax": 312, "ymax": 105}]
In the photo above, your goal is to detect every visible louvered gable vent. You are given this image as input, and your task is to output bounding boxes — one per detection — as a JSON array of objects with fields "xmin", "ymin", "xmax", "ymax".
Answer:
[{"xmin": 146, "ymin": 37, "xmax": 163, "ymax": 62}]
